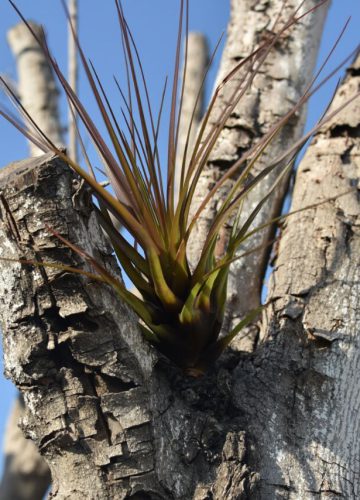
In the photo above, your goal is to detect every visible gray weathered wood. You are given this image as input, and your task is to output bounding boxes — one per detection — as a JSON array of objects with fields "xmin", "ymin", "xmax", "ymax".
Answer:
[
  {"xmin": 0, "ymin": 154, "xmax": 259, "ymax": 498},
  {"xmin": 68, "ymin": 0, "xmax": 79, "ymax": 163},
  {"xmin": 2, "ymin": 21, "xmax": 65, "ymax": 500},
  {"xmin": 0, "ymin": 395, "xmax": 50, "ymax": 500},
  {"xmin": 0, "ymin": 154, "xmax": 159, "ymax": 498},
  {"xmin": 188, "ymin": 0, "xmax": 329, "ymax": 352},
  {"xmin": 2, "ymin": 2, "xmax": 358, "ymax": 499},
  {"xmin": 233, "ymin": 54, "xmax": 360, "ymax": 499}
]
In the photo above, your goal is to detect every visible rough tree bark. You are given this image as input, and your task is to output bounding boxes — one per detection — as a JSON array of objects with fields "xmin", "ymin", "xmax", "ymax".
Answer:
[
  {"xmin": 188, "ymin": 0, "xmax": 329, "ymax": 351},
  {"xmin": 243, "ymin": 53, "xmax": 360, "ymax": 498},
  {"xmin": 1, "ymin": 1, "xmax": 359, "ymax": 500},
  {"xmin": 1, "ymin": 20, "xmax": 65, "ymax": 500},
  {"xmin": 0, "ymin": 154, "xmax": 156, "ymax": 498}
]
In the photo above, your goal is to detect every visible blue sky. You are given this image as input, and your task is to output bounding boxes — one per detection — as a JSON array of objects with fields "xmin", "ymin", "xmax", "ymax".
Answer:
[{"xmin": 0, "ymin": 0, "xmax": 359, "ymax": 474}]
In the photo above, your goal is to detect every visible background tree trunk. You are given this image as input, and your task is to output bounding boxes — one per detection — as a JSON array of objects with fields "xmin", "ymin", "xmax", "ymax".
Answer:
[
  {"xmin": 1, "ymin": 1, "xmax": 359, "ymax": 499},
  {"xmin": 174, "ymin": 32, "xmax": 208, "ymax": 202},
  {"xmin": 7, "ymin": 22, "xmax": 63, "ymax": 157},
  {"xmin": 68, "ymin": 0, "xmax": 78, "ymax": 163},
  {"xmin": 0, "ymin": 395, "xmax": 50, "ymax": 500}
]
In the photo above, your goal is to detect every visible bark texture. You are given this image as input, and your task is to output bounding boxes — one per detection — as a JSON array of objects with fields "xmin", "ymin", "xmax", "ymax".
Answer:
[
  {"xmin": 7, "ymin": 22, "xmax": 63, "ymax": 156},
  {"xmin": 1, "ymin": 21, "xmax": 65, "ymax": 500},
  {"xmin": 1, "ymin": 2, "xmax": 358, "ymax": 500},
  {"xmin": 233, "ymin": 54, "xmax": 360, "ymax": 499},
  {"xmin": 188, "ymin": 0, "xmax": 329, "ymax": 351},
  {"xmin": 0, "ymin": 155, "xmax": 155, "ymax": 499},
  {"xmin": 0, "ymin": 154, "xmax": 258, "ymax": 499}
]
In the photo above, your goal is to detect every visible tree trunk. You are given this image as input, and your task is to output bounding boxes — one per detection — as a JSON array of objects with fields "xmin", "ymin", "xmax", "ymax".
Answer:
[
  {"xmin": 1, "ymin": 21, "xmax": 65, "ymax": 500},
  {"xmin": 7, "ymin": 22, "xmax": 63, "ymax": 157},
  {"xmin": 188, "ymin": 0, "xmax": 329, "ymax": 351},
  {"xmin": 0, "ymin": 395, "xmax": 50, "ymax": 500},
  {"xmin": 238, "ymin": 53, "xmax": 359, "ymax": 498},
  {"xmin": 0, "ymin": 154, "xmax": 157, "ymax": 499},
  {"xmin": 174, "ymin": 32, "xmax": 208, "ymax": 202},
  {"xmin": 1, "ymin": 2, "xmax": 359, "ymax": 500}
]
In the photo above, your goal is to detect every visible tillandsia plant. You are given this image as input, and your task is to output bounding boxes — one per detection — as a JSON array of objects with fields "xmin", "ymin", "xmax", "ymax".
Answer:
[{"xmin": 1, "ymin": 0, "xmax": 359, "ymax": 376}]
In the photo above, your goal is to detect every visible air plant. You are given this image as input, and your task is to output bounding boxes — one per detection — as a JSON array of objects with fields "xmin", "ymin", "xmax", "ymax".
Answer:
[{"xmin": 1, "ymin": 0, "xmax": 359, "ymax": 376}]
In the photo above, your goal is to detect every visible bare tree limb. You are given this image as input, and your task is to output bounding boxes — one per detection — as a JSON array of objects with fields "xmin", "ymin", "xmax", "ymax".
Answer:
[
  {"xmin": 175, "ymin": 32, "xmax": 208, "ymax": 202},
  {"xmin": 7, "ymin": 22, "xmax": 64, "ymax": 156},
  {"xmin": 234, "ymin": 53, "xmax": 360, "ymax": 499},
  {"xmin": 188, "ymin": 0, "xmax": 330, "ymax": 352},
  {"xmin": 0, "ymin": 154, "xmax": 161, "ymax": 498}
]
